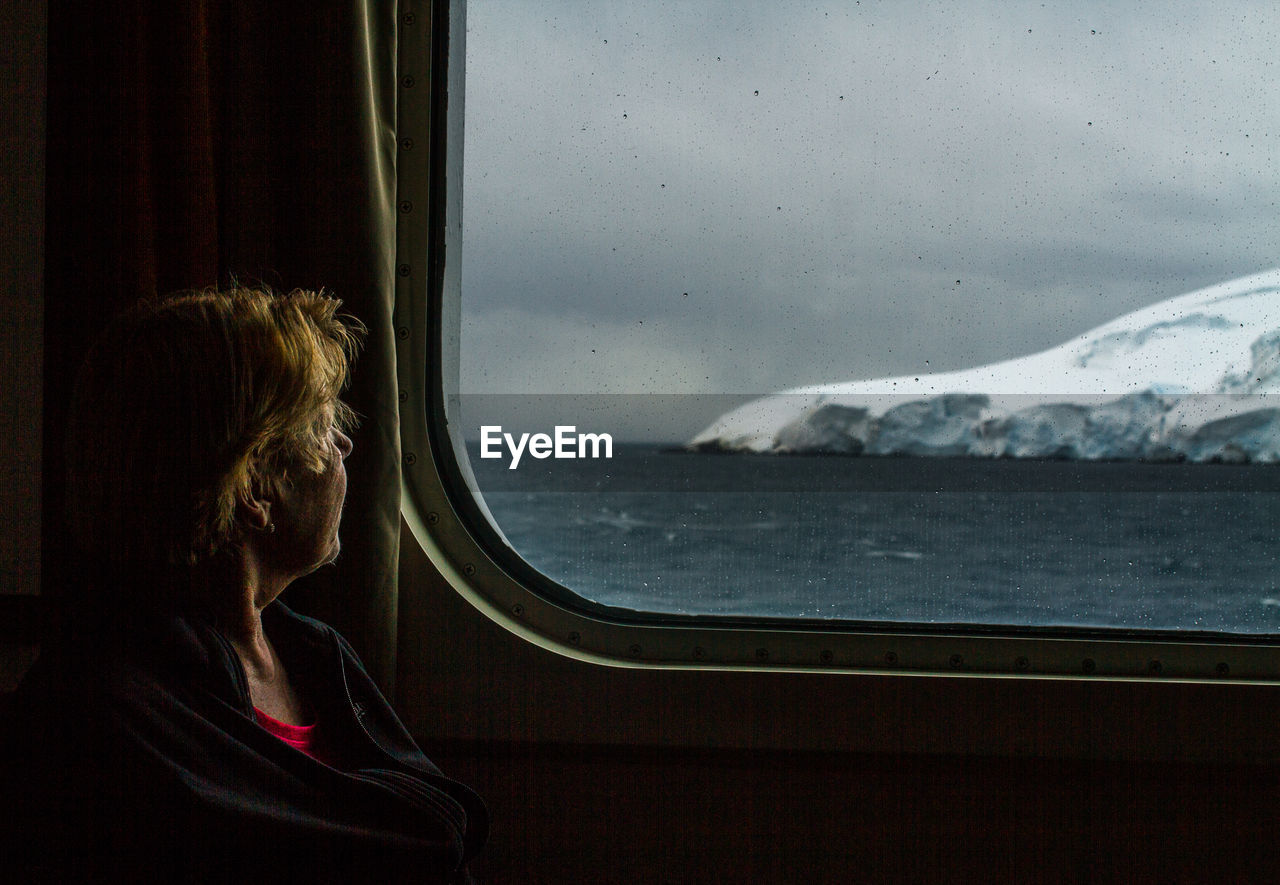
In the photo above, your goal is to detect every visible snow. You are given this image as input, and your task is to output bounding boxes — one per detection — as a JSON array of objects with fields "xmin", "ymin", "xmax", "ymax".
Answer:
[{"xmin": 690, "ymin": 269, "xmax": 1280, "ymax": 462}]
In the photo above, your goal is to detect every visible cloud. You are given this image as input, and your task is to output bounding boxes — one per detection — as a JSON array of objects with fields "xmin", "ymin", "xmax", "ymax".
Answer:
[{"xmin": 460, "ymin": 0, "xmax": 1280, "ymax": 400}]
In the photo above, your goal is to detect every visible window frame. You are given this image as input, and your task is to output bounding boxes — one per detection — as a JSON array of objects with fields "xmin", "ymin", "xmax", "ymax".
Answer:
[{"xmin": 394, "ymin": 0, "xmax": 1280, "ymax": 685}]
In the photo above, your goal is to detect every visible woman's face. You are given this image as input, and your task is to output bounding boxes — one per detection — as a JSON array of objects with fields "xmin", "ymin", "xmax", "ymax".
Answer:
[{"xmin": 274, "ymin": 420, "xmax": 353, "ymax": 579}]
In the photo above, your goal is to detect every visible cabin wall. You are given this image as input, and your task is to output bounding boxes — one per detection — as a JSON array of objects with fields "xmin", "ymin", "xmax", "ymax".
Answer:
[
  {"xmin": 398, "ymin": 525, "xmax": 1280, "ymax": 883},
  {"xmin": 430, "ymin": 743, "xmax": 1275, "ymax": 883},
  {"xmin": 0, "ymin": 0, "xmax": 44, "ymax": 691}
]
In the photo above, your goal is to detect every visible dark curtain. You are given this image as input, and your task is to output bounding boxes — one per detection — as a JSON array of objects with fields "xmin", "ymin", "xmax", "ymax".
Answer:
[{"xmin": 43, "ymin": 0, "xmax": 403, "ymax": 689}]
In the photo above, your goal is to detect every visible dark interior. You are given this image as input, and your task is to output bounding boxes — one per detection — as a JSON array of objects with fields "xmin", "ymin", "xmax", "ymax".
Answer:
[{"xmin": 3, "ymin": 2, "xmax": 1278, "ymax": 882}]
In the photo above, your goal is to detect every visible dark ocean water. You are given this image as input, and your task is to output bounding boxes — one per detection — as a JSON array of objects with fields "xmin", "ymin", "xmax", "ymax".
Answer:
[{"xmin": 466, "ymin": 443, "xmax": 1280, "ymax": 632}]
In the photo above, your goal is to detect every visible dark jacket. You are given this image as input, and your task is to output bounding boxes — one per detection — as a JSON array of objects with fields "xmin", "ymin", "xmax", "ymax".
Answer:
[{"xmin": 1, "ymin": 600, "xmax": 486, "ymax": 883}]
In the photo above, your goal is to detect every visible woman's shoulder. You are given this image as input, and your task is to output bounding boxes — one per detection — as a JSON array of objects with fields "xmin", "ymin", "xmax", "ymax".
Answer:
[
  {"xmin": 264, "ymin": 600, "xmax": 372, "ymax": 670},
  {"xmin": 264, "ymin": 599, "xmax": 334, "ymax": 641},
  {"xmin": 11, "ymin": 611, "xmax": 228, "ymax": 730}
]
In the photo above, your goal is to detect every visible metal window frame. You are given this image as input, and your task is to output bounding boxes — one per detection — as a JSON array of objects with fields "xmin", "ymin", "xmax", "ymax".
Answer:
[{"xmin": 393, "ymin": 0, "xmax": 1280, "ymax": 685}]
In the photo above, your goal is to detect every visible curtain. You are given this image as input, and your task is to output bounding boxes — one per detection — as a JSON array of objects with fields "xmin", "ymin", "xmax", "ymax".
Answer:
[{"xmin": 43, "ymin": 0, "xmax": 403, "ymax": 689}]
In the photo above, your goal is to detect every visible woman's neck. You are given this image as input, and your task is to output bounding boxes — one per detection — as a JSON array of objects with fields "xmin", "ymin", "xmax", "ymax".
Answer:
[
  {"xmin": 187, "ymin": 551, "xmax": 310, "ymax": 724},
  {"xmin": 211, "ymin": 585, "xmax": 311, "ymax": 726},
  {"xmin": 191, "ymin": 544, "xmax": 287, "ymax": 644}
]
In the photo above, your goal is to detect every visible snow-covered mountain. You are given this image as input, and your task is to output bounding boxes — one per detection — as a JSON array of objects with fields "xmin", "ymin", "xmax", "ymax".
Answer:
[{"xmin": 690, "ymin": 270, "xmax": 1280, "ymax": 463}]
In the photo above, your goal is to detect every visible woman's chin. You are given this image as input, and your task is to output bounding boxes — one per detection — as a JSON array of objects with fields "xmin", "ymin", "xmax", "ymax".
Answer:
[
  {"xmin": 296, "ymin": 538, "xmax": 342, "ymax": 579},
  {"xmin": 322, "ymin": 535, "xmax": 342, "ymax": 566}
]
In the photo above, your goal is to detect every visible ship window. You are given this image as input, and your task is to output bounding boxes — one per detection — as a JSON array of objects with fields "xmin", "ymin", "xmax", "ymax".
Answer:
[{"xmin": 402, "ymin": 0, "xmax": 1280, "ymax": 676}]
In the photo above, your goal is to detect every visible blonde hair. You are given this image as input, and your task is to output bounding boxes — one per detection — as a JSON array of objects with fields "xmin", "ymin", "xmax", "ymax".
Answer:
[{"xmin": 67, "ymin": 286, "xmax": 365, "ymax": 569}]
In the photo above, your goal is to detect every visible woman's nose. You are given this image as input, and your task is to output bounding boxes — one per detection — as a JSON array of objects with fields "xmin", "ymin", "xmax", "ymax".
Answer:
[{"xmin": 334, "ymin": 428, "xmax": 354, "ymax": 459}]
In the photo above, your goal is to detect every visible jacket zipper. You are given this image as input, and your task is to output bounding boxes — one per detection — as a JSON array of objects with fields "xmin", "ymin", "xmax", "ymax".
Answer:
[{"xmin": 332, "ymin": 635, "xmax": 469, "ymax": 848}]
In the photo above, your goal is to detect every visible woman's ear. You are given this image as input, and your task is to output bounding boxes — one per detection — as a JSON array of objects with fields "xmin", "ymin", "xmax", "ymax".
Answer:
[{"xmin": 236, "ymin": 486, "xmax": 274, "ymax": 535}]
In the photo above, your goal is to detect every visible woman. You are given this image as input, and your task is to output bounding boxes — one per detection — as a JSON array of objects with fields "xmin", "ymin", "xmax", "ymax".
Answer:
[{"xmin": 3, "ymin": 288, "xmax": 486, "ymax": 882}]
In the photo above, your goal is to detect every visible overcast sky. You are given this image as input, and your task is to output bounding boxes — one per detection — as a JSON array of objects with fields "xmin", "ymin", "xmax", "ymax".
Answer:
[{"xmin": 457, "ymin": 0, "xmax": 1278, "ymax": 439}]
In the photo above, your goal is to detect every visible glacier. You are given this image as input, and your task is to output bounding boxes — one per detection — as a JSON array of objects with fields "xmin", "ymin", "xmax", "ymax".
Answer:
[{"xmin": 690, "ymin": 269, "xmax": 1280, "ymax": 463}]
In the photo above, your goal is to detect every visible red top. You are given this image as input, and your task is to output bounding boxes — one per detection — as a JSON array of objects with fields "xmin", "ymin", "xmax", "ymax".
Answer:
[{"xmin": 254, "ymin": 707, "xmax": 338, "ymax": 767}]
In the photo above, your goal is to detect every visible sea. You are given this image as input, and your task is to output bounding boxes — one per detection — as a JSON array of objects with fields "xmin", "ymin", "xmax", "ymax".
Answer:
[{"xmin": 465, "ymin": 442, "xmax": 1280, "ymax": 634}]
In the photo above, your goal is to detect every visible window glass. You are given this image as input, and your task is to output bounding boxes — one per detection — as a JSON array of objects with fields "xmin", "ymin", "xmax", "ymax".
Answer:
[{"xmin": 459, "ymin": 1, "xmax": 1280, "ymax": 631}]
